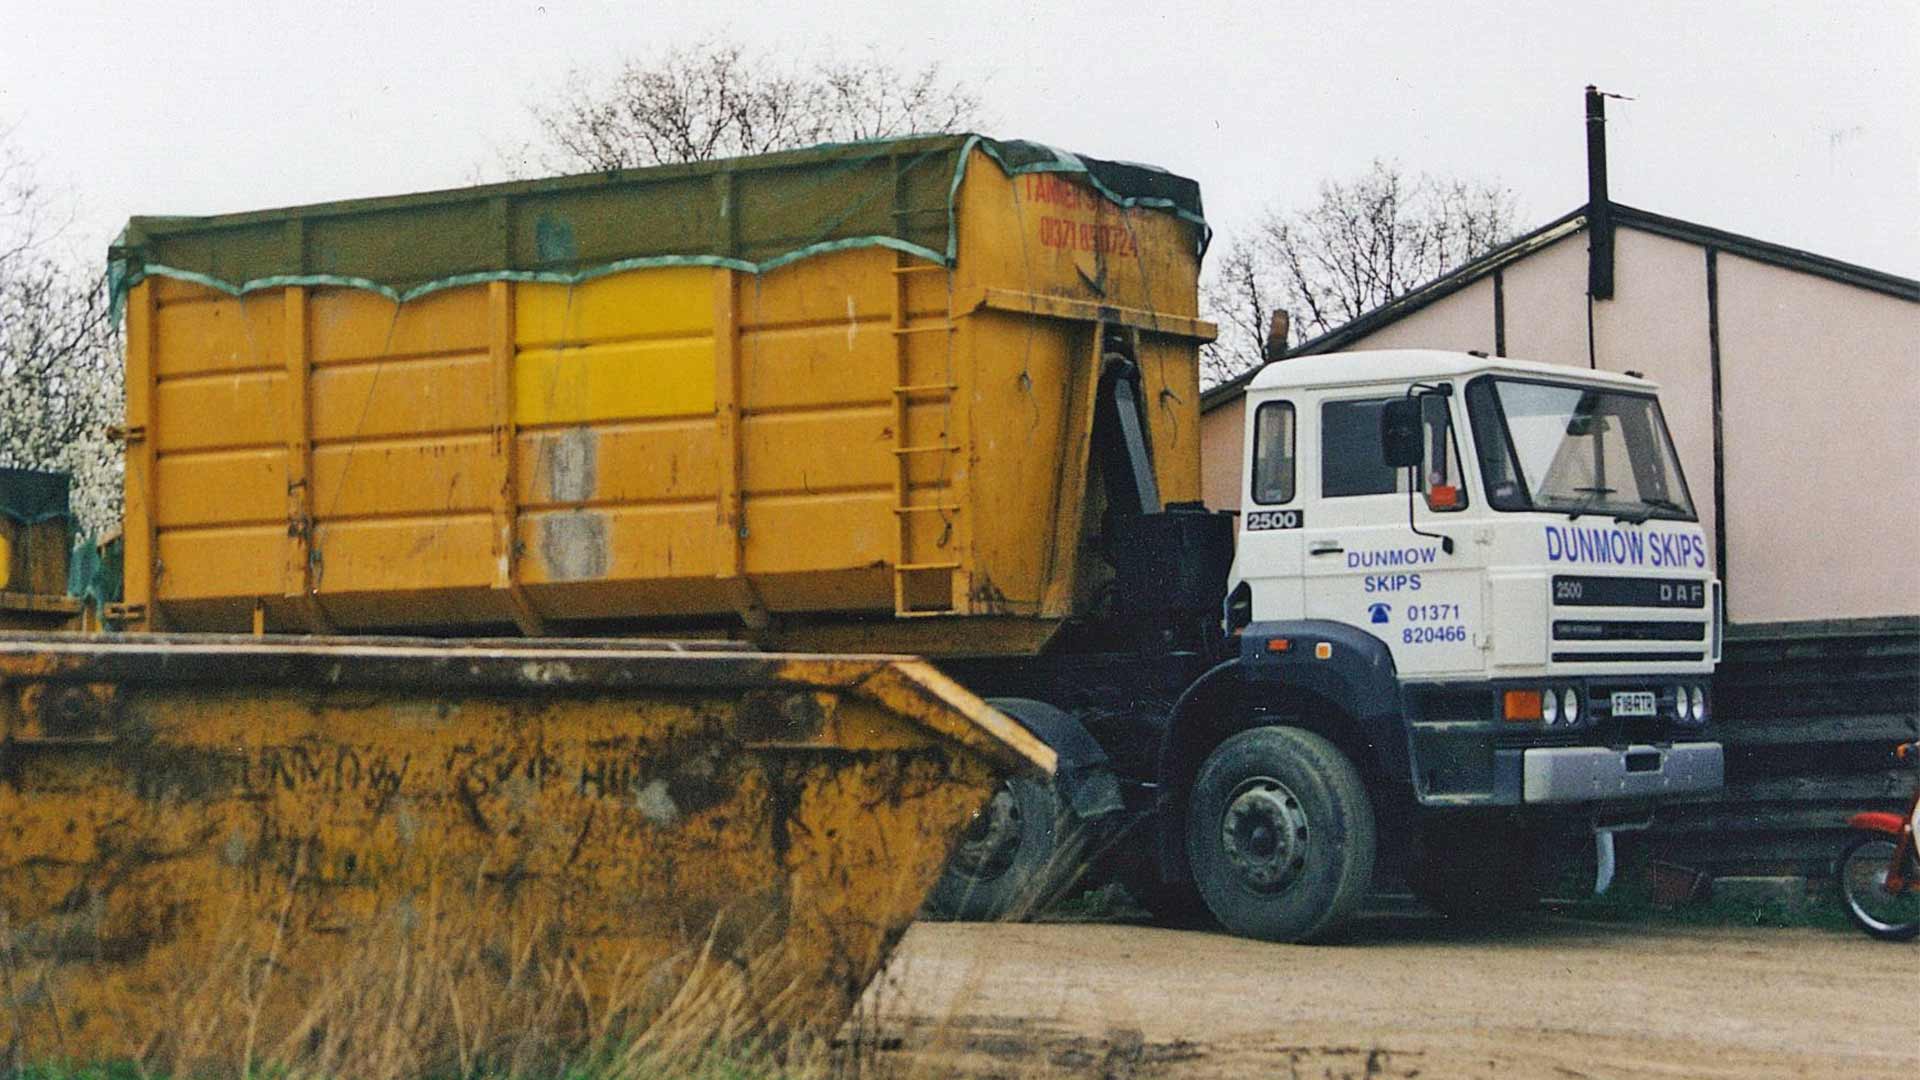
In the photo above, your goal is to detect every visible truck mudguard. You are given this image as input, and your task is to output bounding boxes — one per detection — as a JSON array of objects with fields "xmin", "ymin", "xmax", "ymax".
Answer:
[
  {"xmin": 1156, "ymin": 623, "xmax": 1411, "ymax": 795},
  {"xmin": 988, "ymin": 697, "xmax": 1125, "ymax": 821},
  {"xmin": 1233, "ymin": 620, "xmax": 1412, "ymax": 780},
  {"xmin": 1149, "ymin": 625, "xmax": 1411, "ymax": 888}
]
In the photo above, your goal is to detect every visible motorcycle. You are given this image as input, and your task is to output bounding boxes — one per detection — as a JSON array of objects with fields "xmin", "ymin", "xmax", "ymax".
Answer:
[{"xmin": 1837, "ymin": 740, "xmax": 1920, "ymax": 941}]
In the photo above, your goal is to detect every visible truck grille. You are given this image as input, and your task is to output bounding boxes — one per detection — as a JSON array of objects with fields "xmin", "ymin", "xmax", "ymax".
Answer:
[
  {"xmin": 1553, "ymin": 620, "xmax": 1706, "ymax": 642},
  {"xmin": 1551, "ymin": 649, "xmax": 1706, "ymax": 663}
]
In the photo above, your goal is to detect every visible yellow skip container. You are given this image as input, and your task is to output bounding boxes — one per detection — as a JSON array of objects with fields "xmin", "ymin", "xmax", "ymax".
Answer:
[
  {"xmin": 110, "ymin": 135, "xmax": 1212, "ymax": 656},
  {"xmin": 0, "ymin": 631, "xmax": 1053, "ymax": 1068}
]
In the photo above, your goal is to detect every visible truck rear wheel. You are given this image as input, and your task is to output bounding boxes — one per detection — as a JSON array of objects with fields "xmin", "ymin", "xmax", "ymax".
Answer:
[
  {"xmin": 925, "ymin": 774, "xmax": 1064, "ymax": 921},
  {"xmin": 1185, "ymin": 726, "xmax": 1376, "ymax": 942}
]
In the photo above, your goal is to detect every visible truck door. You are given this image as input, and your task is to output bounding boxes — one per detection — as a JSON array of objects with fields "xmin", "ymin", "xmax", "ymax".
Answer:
[
  {"xmin": 1236, "ymin": 398, "xmax": 1305, "ymax": 619},
  {"xmin": 1300, "ymin": 391, "xmax": 1481, "ymax": 676}
]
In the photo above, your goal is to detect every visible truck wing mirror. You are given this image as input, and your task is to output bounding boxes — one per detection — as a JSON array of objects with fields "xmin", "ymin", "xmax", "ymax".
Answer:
[{"xmin": 1380, "ymin": 399, "xmax": 1423, "ymax": 468}]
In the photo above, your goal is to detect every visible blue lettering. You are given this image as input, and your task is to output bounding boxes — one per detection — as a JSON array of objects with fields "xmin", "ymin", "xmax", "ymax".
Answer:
[
  {"xmin": 1545, "ymin": 526, "xmax": 1705, "ymax": 569},
  {"xmin": 1364, "ymin": 573, "xmax": 1423, "ymax": 593},
  {"xmin": 1349, "ymin": 547, "xmax": 1439, "ymax": 569}
]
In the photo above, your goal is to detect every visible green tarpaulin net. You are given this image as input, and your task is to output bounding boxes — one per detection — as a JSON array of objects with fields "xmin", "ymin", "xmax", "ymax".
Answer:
[
  {"xmin": 109, "ymin": 133, "xmax": 1207, "ymax": 317},
  {"xmin": 68, "ymin": 533, "xmax": 123, "ymax": 613}
]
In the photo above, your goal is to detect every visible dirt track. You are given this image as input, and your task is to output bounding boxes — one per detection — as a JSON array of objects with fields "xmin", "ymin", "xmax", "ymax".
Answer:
[{"xmin": 855, "ymin": 913, "xmax": 1916, "ymax": 1079}]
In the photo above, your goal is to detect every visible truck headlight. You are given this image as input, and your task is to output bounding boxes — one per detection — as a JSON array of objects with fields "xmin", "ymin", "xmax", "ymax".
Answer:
[
  {"xmin": 1674, "ymin": 684, "xmax": 1692, "ymax": 721},
  {"xmin": 1690, "ymin": 685, "xmax": 1706, "ymax": 722},
  {"xmin": 1542, "ymin": 688, "xmax": 1560, "ymax": 725},
  {"xmin": 1562, "ymin": 687, "xmax": 1580, "ymax": 724}
]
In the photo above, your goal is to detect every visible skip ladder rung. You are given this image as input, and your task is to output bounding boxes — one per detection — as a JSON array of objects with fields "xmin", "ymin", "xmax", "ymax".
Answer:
[
  {"xmin": 891, "ymin": 264, "xmax": 949, "ymax": 275},
  {"xmin": 896, "ymin": 561, "xmax": 961, "ymax": 572},
  {"xmin": 892, "ymin": 444, "xmax": 960, "ymax": 456},
  {"xmin": 892, "ymin": 504, "xmax": 961, "ymax": 514},
  {"xmin": 890, "ymin": 324, "xmax": 955, "ymax": 336},
  {"xmin": 892, "ymin": 383, "xmax": 957, "ymax": 395}
]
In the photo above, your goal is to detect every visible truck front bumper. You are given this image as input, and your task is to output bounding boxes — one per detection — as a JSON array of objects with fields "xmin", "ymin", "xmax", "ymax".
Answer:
[{"xmin": 1520, "ymin": 741, "xmax": 1724, "ymax": 804}]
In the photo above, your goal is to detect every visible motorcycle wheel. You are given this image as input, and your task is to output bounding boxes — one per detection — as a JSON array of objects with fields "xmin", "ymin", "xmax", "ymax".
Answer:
[{"xmin": 1837, "ymin": 834, "xmax": 1920, "ymax": 942}]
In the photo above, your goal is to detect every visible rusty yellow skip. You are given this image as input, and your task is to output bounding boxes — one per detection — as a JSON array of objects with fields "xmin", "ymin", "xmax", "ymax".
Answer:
[{"xmin": 0, "ymin": 632, "xmax": 1052, "ymax": 1065}]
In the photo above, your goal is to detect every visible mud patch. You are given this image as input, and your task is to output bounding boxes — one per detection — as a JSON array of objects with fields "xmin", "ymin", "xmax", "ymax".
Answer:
[
  {"xmin": 847, "ymin": 1015, "xmax": 1206, "ymax": 1079},
  {"xmin": 543, "ymin": 426, "xmax": 598, "ymax": 503},
  {"xmin": 540, "ymin": 512, "xmax": 608, "ymax": 581}
]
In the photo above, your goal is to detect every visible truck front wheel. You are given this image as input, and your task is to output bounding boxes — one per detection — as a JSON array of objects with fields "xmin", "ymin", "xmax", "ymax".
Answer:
[{"xmin": 1185, "ymin": 726, "xmax": 1376, "ymax": 942}]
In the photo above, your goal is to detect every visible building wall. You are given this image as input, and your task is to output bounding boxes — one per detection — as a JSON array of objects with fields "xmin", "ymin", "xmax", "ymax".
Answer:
[
  {"xmin": 1198, "ymin": 395, "xmax": 1245, "ymax": 513},
  {"xmin": 1199, "ymin": 222, "xmax": 1920, "ymax": 626},
  {"xmin": 1715, "ymin": 254, "xmax": 1920, "ymax": 622},
  {"xmin": 1496, "ymin": 235, "xmax": 1590, "ymax": 366},
  {"xmin": 1342, "ymin": 276, "xmax": 1498, "ymax": 354}
]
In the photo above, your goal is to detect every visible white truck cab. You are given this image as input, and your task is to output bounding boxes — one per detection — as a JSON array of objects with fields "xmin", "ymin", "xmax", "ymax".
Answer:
[{"xmin": 1229, "ymin": 349, "xmax": 1723, "ymax": 811}]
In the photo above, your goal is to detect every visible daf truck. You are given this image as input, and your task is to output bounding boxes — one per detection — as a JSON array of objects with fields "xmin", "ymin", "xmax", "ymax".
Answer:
[{"xmin": 87, "ymin": 133, "xmax": 1723, "ymax": 944}]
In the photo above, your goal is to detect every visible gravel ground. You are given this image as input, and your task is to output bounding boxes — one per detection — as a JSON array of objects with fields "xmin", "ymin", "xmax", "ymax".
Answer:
[{"xmin": 852, "ymin": 913, "xmax": 1916, "ymax": 1079}]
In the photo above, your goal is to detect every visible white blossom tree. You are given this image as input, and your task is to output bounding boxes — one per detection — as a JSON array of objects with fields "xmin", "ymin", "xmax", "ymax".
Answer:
[{"xmin": 0, "ymin": 135, "xmax": 122, "ymax": 536}]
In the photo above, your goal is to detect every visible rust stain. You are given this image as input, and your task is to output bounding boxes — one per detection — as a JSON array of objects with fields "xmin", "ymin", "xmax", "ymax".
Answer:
[{"xmin": 0, "ymin": 645, "xmax": 1043, "ymax": 1069}]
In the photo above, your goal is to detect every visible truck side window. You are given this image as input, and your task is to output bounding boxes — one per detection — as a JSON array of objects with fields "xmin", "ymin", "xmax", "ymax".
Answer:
[
  {"xmin": 1321, "ymin": 399, "xmax": 1405, "ymax": 497},
  {"xmin": 1422, "ymin": 393, "xmax": 1468, "ymax": 512},
  {"xmin": 1251, "ymin": 401, "xmax": 1296, "ymax": 504}
]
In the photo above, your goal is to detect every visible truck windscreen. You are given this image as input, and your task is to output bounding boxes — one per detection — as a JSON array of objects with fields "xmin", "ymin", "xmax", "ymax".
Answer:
[{"xmin": 1466, "ymin": 377, "xmax": 1696, "ymax": 522}]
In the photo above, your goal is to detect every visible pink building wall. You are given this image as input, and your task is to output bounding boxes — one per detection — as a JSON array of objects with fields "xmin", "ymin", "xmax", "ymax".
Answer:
[{"xmin": 1715, "ymin": 255, "xmax": 1920, "ymax": 622}]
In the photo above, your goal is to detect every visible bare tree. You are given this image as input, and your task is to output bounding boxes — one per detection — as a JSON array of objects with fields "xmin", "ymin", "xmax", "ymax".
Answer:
[
  {"xmin": 529, "ymin": 41, "xmax": 982, "ymax": 173},
  {"xmin": 1203, "ymin": 160, "xmax": 1518, "ymax": 386},
  {"xmin": 0, "ymin": 135, "xmax": 122, "ymax": 535}
]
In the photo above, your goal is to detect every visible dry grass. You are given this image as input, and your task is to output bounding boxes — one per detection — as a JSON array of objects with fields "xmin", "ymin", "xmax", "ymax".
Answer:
[{"xmin": 3, "ymin": 815, "xmax": 1129, "ymax": 1080}]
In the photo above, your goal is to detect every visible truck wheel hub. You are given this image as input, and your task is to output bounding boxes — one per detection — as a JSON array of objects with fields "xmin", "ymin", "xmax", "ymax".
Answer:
[
  {"xmin": 952, "ymin": 782, "xmax": 1022, "ymax": 880},
  {"xmin": 1221, "ymin": 777, "xmax": 1309, "ymax": 892}
]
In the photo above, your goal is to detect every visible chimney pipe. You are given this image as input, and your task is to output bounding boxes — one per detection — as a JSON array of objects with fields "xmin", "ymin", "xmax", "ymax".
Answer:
[
  {"xmin": 1586, "ymin": 85, "xmax": 1615, "ymax": 301},
  {"xmin": 1264, "ymin": 309, "xmax": 1291, "ymax": 363}
]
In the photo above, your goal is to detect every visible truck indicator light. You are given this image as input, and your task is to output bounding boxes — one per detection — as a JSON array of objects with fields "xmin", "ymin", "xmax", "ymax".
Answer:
[
  {"xmin": 1314, "ymin": 642, "xmax": 1333, "ymax": 660},
  {"xmin": 1504, "ymin": 690, "xmax": 1544, "ymax": 722},
  {"xmin": 1265, "ymin": 638, "xmax": 1292, "ymax": 653}
]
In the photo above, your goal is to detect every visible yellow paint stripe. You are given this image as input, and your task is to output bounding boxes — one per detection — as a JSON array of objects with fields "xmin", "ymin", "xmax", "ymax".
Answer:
[{"xmin": 514, "ymin": 338, "xmax": 717, "ymax": 426}]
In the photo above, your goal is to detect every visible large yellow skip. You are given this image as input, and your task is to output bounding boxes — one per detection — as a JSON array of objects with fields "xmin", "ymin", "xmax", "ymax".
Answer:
[{"xmin": 0, "ymin": 632, "xmax": 1053, "ymax": 1070}]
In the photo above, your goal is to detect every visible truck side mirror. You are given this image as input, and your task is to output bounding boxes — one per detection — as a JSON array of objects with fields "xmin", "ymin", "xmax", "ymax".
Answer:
[{"xmin": 1380, "ymin": 399, "xmax": 1422, "ymax": 469}]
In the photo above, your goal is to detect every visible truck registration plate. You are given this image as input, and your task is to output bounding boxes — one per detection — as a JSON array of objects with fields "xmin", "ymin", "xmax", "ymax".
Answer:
[{"xmin": 1611, "ymin": 691, "xmax": 1658, "ymax": 718}]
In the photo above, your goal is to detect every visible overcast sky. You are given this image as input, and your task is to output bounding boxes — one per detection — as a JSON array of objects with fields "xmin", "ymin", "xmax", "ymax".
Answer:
[{"xmin": 3, "ymin": 0, "xmax": 1914, "ymax": 278}]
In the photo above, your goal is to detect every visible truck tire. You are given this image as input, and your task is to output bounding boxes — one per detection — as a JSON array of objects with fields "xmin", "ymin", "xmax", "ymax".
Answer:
[
  {"xmin": 1407, "ymin": 819, "xmax": 1545, "ymax": 920},
  {"xmin": 1185, "ymin": 726, "xmax": 1376, "ymax": 942},
  {"xmin": 925, "ymin": 774, "xmax": 1064, "ymax": 921}
]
